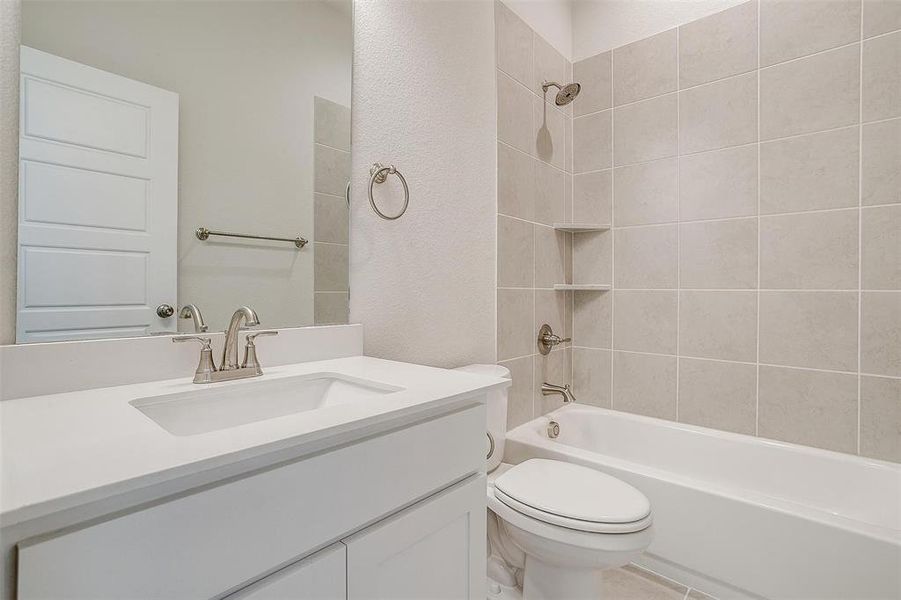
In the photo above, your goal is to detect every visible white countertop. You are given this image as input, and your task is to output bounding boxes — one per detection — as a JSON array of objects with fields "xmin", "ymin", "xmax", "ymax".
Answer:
[{"xmin": 1, "ymin": 356, "xmax": 508, "ymax": 528}]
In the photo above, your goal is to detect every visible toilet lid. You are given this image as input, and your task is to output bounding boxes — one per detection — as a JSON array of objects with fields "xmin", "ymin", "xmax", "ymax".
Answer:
[{"xmin": 494, "ymin": 459, "xmax": 651, "ymax": 527}]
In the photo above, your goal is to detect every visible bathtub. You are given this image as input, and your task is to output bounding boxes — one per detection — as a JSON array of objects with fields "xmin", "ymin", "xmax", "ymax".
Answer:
[{"xmin": 504, "ymin": 404, "xmax": 901, "ymax": 600}]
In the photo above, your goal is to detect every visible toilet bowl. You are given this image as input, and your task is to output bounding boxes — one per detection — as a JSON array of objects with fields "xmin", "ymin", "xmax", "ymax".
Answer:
[{"xmin": 455, "ymin": 365, "xmax": 654, "ymax": 600}]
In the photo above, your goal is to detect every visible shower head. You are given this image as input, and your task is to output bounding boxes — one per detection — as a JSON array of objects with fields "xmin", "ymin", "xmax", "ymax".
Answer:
[{"xmin": 542, "ymin": 81, "xmax": 581, "ymax": 106}]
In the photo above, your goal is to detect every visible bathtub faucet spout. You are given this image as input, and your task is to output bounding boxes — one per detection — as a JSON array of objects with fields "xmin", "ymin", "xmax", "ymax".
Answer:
[{"xmin": 542, "ymin": 382, "xmax": 576, "ymax": 404}]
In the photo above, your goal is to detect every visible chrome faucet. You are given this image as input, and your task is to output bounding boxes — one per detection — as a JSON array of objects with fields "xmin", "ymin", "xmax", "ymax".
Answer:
[
  {"xmin": 179, "ymin": 304, "xmax": 208, "ymax": 333},
  {"xmin": 221, "ymin": 306, "xmax": 260, "ymax": 371},
  {"xmin": 542, "ymin": 382, "xmax": 576, "ymax": 404},
  {"xmin": 173, "ymin": 306, "xmax": 277, "ymax": 384}
]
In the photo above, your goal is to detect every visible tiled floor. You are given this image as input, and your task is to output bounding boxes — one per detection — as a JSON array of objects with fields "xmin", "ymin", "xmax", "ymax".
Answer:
[{"xmin": 604, "ymin": 564, "xmax": 716, "ymax": 600}]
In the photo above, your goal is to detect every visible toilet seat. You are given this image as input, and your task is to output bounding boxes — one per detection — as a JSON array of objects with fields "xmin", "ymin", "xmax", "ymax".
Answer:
[{"xmin": 493, "ymin": 459, "xmax": 652, "ymax": 534}]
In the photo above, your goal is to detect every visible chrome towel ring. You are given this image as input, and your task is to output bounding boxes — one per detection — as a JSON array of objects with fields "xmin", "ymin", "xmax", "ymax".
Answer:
[{"xmin": 368, "ymin": 162, "xmax": 409, "ymax": 220}]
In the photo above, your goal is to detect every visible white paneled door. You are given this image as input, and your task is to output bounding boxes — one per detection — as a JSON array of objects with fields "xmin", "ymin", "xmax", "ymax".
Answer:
[{"xmin": 17, "ymin": 46, "xmax": 178, "ymax": 343}]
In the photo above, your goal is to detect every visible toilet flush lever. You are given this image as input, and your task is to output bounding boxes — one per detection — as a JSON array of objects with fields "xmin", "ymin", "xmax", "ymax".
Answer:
[{"xmin": 537, "ymin": 323, "xmax": 570, "ymax": 355}]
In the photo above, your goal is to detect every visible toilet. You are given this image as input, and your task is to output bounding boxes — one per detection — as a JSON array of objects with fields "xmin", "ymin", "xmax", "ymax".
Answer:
[{"xmin": 455, "ymin": 365, "xmax": 654, "ymax": 600}]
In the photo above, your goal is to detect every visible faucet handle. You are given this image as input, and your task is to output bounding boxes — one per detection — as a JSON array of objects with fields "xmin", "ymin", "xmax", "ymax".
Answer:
[
  {"xmin": 245, "ymin": 330, "xmax": 278, "ymax": 343},
  {"xmin": 242, "ymin": 330, "xmax": 278, "ymax": 373},
  {"xmin": 172, "ymin": 336, "xmax": 217, "ymax": 383},
  {"xmin": 172, "ymin": 335, "xmax": 212, "ymax": 348}
]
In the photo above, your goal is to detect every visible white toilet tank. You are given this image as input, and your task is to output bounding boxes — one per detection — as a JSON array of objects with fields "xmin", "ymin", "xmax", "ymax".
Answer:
[{"xmin": 454, "ymin": 364, "xmax": 510, "ymax": 473}]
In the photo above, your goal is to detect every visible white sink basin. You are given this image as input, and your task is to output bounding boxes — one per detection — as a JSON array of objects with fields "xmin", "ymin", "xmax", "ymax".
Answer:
[{"xmin": 131, "ymin": 373, "xmax": 403, "ymax": 436}]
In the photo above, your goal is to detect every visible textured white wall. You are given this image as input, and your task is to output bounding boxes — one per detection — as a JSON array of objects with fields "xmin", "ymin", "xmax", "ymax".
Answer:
[
  {"xmin": 0, "ymin": 0, "xmax": 19, "ymax": 345},
  {"xmin": 503, "ymin": 0, "xmax": 573, "ymax": 59},
  {"xmin": 350, "ymin": 0, "xmax": 497, "ymax": 368},
  {"xmin": 572, "ymin": 0, "xmax": 747, "ymax": 60}
]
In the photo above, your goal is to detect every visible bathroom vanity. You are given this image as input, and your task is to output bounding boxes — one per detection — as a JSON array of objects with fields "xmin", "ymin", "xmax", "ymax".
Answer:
[{"xmin": 0, "ymin": 326, "xmax": 507, "ymax": 599}]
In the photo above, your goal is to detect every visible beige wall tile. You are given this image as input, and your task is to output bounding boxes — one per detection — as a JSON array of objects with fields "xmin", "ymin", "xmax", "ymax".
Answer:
[
  {"xmin": 313, "ymin": 96, "xmax": 351, "ymax": 152},
  {"xmin": 498, "ymin": 216, "xmax": 534, "ymax": 288},
  {"xmin": 498, "ymin": 143, "xmax": 535, "ymax": 220},
  {"xmin": 759, "ymin": 291, "xmax": 858, "ymax": 371},
  {"xmin": 314, "ymin": 193, "xmax": 348, "ymax": 244},
  {"xmin": 604, "ymin": 566, "xmax": 687, "ymax": 600},
  {"xmin": 314, "ymin": 292, "xmax": 348, "ymax": 325},
  {"xmin": 760, "ymin": 0, "xmax": 860, "ymax": 67},
  {"xmin": 498, "ymin": 288, "xmax": 533, "ymax": 361},
  {"xmin": 612, "ymin": 351, "xmax": 677, "ymax": 419},
  {"xmin": 862, "ymin": 205, "xmax": 901, "ymax": 289},
  {"xmin": 574, "ymin": 51, "xmax": 612, "ymax": 116},
  {"xmin": 572, "ymin": 348, "xmax": 612, "ymax": 408},
  {"xmin": 760, "ymin": 209, "xmax": 859, "ymax": 289},
  {"xmin": 862, "ymin": 119, "xmax": 901, "ymax": 206},
  {"xmin": 534, "ymin": 226, "xmax": 566, "ymax": 288},
  {"xmin": 861, "ymin": 291, "xmax": 901, "ymax": 377},
  {"xmin": 613, "ymin": 158, "xmax": 678, "ymax": 226},
  {"xmin": 679, "ymin": 72, "xmax": 758, "ymax": 154},
  {"xmin": 679, "ymin": 358, "xmax": 757, "ymax": 435},
  {"xmin": 573, "ymin": 110, "xmax": 612, "ymax": 173},
  {"xmin": 565, "ymin": 174, "xmax": 573, "ymax": 221},
  {"xmin": 573, "ymin": 290, "xmax": 612, "ymax": 348},
  {"xmin": 615, "ymin": 225, "xmax": 678, "ymax": 288},
  {"xmin": 499, "ymin": 354, "xmax": 534, "ymax": 429},
  {"xmin": 535, "ymin": 289, "xmax": 566, "ymax": 340},
  {"xmin": 573, "ymin": 170, "xmax": 612, "ymax": 223},
  {"xmin": 533, "ymin": 33, "xmax": 567, "ymax": 97},
  {"xmin": 613, "ymin": 29, "xmax": 678, "ymax": 106},
  {"xmin": 313, "ymin": 242, "xmax": 348, "ymax": 292},
  {"xmin": 535, "ymin": 347, "xmax": 571, "ymax": 414},
  {"xmin": 862, "ymin": 32, "xmax": 901, "ymax": 122},
  {"xmin": 534, "ymin": 160, "xmax": 565, "ymax": 225},
  {"xmin": 613, "ymin": 290, "xmax": 678, "ymax": 354},
  {"xmin": 760, "ymin": 127, "xmax": 860, "ymax": 214},
  {"xmin": 758, "ymin": 365, "xmax": 858, "ymax": 453},
  {"xmin": 760, "ymin": 44, "xmax": 860, "ymax": 140},
  {"xmin": 565, "ymin": 115, "xmax": 573, "ymax": 174},
  {"xmin": 679, "ymin": 0, "xmax": 758, "ymax": 88},
  {"xmin": 314, "ymin": 144, "xmax": 350, "ymax": 196},
  {"xmin": 680, "ymin": 218, "xmax": 758, "ymax": 289},
  {"xmin": 534, "ymin": 97, "xmax": 565, "ymax": 169},
  {"xmin": 863, "ymin": 0, "xmax": 901, "ymax": 38},
  {"xmin": 498, "ymin": 71, "xmax": 534, "ymax": 154},
  {"xmin": 614, "ymin": 94, "xmax": 678, "ymax": 165},
  {"xmin": 860, "ymin": 375, "xmax": 901, "ymax": 462},
  {"xmin": 680, "ymin": 290, "xmax": 757, "ymax": 362},
  {"xmin": 495, "ymin": 0, "xmax": 532, "ymax": 86},
  {"xmin": 687, "ymin": 590, "xmax": 717, "ymax": 600},
  {"xmin": 573, "ymin": 231, "xmax": 612, "ymax": 285},
  {"xmin": 679, "ymin": 145, "xmax": 758, "ymax": 221}
]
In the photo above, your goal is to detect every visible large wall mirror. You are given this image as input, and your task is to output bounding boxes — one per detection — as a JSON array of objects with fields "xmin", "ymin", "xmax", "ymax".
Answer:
[{"xmin": 16, "ymin": 0, "xmax": 351, "ymax": 343}]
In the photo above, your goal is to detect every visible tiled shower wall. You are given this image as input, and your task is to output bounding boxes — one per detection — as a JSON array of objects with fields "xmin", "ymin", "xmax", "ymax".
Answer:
[
  {"xmin": 495, "ymin": 1, "xmax": 575, "ymax": 430},
  {"xmin": 313, "ymin": 96, "xmax": 350, "ymax": 325},
  {"xmin": 567, "ymin": 0, "xmax": 900, "ymax": 462}
]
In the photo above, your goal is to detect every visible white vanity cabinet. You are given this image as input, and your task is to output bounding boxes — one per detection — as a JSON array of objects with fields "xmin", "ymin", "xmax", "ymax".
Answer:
[
  {"xmin": 15, "ymin": 405, "xmax": 487, "ymax": 600},
  {"xmin": 345, "ymin": 475, "xmax": 486, "ymax": 599},
  {"xmin": 227, "ymin": 544, "xmax": 347, "ymax": 600}
]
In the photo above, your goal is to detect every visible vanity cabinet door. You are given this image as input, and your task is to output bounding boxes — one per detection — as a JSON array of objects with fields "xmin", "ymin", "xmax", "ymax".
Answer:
[
  {"xmin": 226, "ymin": 543, "xmax": 346, "ymax": 600},
  {"xmin": 344, "ymin": 475, "xmax": 486, "ymax": 600}
]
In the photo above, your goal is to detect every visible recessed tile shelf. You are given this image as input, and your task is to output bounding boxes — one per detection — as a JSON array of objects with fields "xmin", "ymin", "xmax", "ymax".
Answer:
[
  {"xmin": 552, "ymin": 223, "xmax": 611, "ymax": 232},
  {"xmin": 552, "ymin": 284, "xmax": 611, "ymax": 291}
]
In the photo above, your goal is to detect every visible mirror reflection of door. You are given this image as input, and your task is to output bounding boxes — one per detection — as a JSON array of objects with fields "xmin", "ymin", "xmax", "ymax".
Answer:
[
  {"xmin": 17, "ymin": 47, "xmax": 178, "ymax": 343},
  {"xmin": 15, "ymin": 1, "xmax": 353, "ymax": 343}
]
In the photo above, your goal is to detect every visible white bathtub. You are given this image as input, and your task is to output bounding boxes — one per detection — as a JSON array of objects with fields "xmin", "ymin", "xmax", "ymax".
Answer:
[{"xmin": 504, "ymin": 404, "xmax": 901, "ymax": 600}]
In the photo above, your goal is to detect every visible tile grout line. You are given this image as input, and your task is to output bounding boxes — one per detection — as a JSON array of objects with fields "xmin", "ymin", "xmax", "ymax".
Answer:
[
  {"xmin": 755, "ymin": 0, "xmax": 762, "ymax": 437},
  {"xmin": 675, "ymin": 25, "xmax": 681, "ymax": 423},
  {"xmin": 857, "ymin": 0, "xmax": 864, "ymax": 456},
  {"xmin": 609, "ymin": 48, "xmax": 617, "ymax": 411}
]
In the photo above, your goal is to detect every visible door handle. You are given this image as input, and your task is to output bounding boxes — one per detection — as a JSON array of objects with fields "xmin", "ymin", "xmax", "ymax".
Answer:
[{"xmin": 156, "ymin": 304, "xmax": 176, "ymax": 318}]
